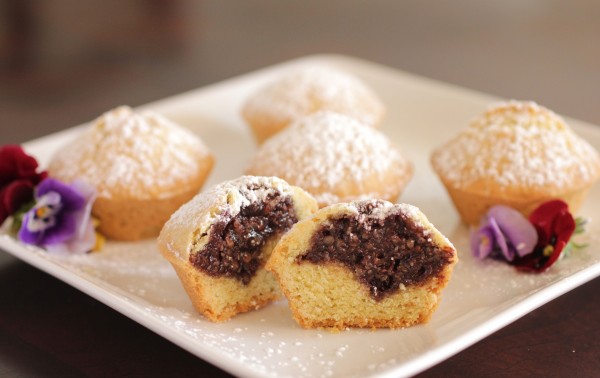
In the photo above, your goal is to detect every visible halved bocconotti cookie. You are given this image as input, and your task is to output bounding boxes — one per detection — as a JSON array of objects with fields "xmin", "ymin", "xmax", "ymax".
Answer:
[
  {"xmin": 158, "ymin": 176, "xmax": 318, "ymax": 322},
  {"xmin": 267, "ymin": 199, "xmax": 457, "ymax": 330}
]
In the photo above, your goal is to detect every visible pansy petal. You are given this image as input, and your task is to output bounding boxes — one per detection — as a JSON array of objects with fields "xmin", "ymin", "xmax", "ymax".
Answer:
[
  {"xmin": 46, "ymin": 221, "xmax": 96, "ymax": 255},
  {"xmin": 0, "ymin": 145, "xmax": 44, "ymax": 186},
  {"xmin": 488, "ymin": 205, "xmax": 538, "ymax": 257},
  {"xmin": 541, "ymin": 240, "xmax": 568, "ymax": 271},
  {"xmin": 529, "ymin": 200, "xmax": 569, "ymax": 244},
  {"xmin": 529, "ymin": 200, "xmax": 569, "ymax": 223},
  {"xmin": 0, "ymin": 145, "xmax": 28, "ymax": 185},
  {"xmin": 17, "ymin": 212, "xmax": 43, "ymax": 245},
  {"xmin": 553, "ymin": 210, "xmax": 576, "ymax": 244},
  {"xmin": 471, "ymin": 226, "xmax": 495, "ymax": 259},
  {"xmin": 38, "ymin": 191, "xmax": 62, "ymax": 207},
  {"xmin": 0, "ymin": 205, "xmax": 8, "ymax": 226},
  {"xmin": 515, "ymin": 240, "xmax": 567, "ymax": 273},
  {"xmin": 69, "ymin": 180, "xmax": 97, "ymax": 240},
  {"xmin": 43, "ymin": 210, "xmax": 80, "ymax": 244},
  {"xmin": 16, "ymin": 154, "xmax": 41, "ymax": 181},
  {"xmin": 36, "ymin": 178, "xmax": 85, "ymax": 211},
  {"xmin": 488, "ymin": 217, "xmax": 516, "ymax": 261}
]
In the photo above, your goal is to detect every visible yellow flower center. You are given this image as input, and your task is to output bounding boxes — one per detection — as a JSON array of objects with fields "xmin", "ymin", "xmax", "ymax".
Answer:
[
  {"xmin": 35, "ymin": 206, "xmax": 50, "ymax": 219},
  {"xmin": 543, "ymin": 245, "xmax": 554, "ymax": 257}
]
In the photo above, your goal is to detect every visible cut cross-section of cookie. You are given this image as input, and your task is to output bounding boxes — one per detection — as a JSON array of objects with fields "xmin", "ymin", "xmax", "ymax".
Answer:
[
  {"xmin": 158, "ymin": 176, "xmax": 318, "ymax": 322},
  {"xmin": 267, "ymin": 199, "xmax": 457, "ymax": 330}
]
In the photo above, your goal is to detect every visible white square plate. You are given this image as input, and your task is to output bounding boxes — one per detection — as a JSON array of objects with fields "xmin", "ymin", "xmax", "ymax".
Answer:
[{"xmin": 2, "ymin": 55, "xmax": 600, "ymax": 378}]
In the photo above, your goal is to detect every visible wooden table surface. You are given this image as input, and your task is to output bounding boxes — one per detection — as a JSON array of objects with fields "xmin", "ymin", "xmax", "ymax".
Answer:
[{"xmin": 1, "ymin": 1, "xmax": 599, "ymax": 377}]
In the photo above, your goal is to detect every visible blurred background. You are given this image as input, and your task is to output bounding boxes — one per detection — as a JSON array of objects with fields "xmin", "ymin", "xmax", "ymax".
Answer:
[
  {"xmin": 1, "ymin": 0, "xmax": 600, "ymax": 143},
  {"xmin": 1, "ymin": 1, "xmax": 599, "ymax": 377}
]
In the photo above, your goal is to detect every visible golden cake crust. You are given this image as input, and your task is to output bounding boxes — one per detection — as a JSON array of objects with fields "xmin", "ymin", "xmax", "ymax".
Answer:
[
  {"xmin": 48, "ymin": 106, "xmax": 214, "ymax": 240},
  {"xmin": 431, "ymin": 101, "xmax": 600, "ymax": 225},
  {"xmin": 267, "ymin": 200, "xmax": 457, "ymax": 330},
  {"xmin": 242, "ymin": 65, "xmax": 385, "ymax": 144},
  {"xmin": 158, "ymin": 176, "xmax": 318, "ymax": 322},
  {"xmin": 246, "ymin": 111, "xmax": 412, "ymax": 207}
]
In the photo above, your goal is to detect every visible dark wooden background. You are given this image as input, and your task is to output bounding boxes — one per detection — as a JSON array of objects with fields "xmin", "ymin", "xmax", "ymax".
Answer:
[{"xmin": 1, "ymin": 1, "xmax": 599, "ymax": 377}]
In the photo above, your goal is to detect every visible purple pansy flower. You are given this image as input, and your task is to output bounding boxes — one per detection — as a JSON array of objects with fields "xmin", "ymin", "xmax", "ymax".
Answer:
[
  {"xmin": 471, "ymin": 205, "xmax": 538, "ymax": 261},
  {"xmin": 18, "ymin": 178, "xmax": 96, "ymax": 254}
]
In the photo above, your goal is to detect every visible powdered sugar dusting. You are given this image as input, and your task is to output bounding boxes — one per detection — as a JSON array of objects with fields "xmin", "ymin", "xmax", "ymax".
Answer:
[
  {"xmin": 167, "ymin": 176, "xmax": 293, "ymax": 229},
  {"xmin": 243, "ymin": 64, "xmax": 384, "ymax": 127},
  {"xmin": 432, "ymin": 101, "xmax": 600, "ymax": 192},
  {"xmin": 48, "ymin": 106, "xmax": 212, "ymax": 199},
  {"xmin": 247, "ymin": 111, "xmax": 411, "ymax": 205},
  {"xmin": 354, "ymin": 200, "xmax": 430, "ymax": 230},
  {"xmin": 341, "ymin": 199, "xmax": 419, "ymax": 220}
]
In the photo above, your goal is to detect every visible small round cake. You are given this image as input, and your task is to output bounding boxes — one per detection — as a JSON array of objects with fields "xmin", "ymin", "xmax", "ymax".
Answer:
[
  {"xmin": 242, "ymin": 65, "xmax": 385, "ymax": 144},
  {"xmin": 266, "ymin": 199, "xmax": 457, "ymax": 329},
  {"xmin": 245, "ymin": 111, "xmax": 412, "ymax": 207},
  {"xmin": 431, "ymin": 101, "xmax": 600, "ymax": 225},
  {"xmin": 48, "ymin": 106, "xmax": 214, "ymax": 240},
  {"xmin": 157, "ymin": 176, "xmax": 318, "ymax": 322}
]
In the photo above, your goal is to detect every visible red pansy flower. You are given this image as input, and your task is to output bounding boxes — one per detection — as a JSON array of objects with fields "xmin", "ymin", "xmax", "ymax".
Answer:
[
  {"xmin": 0, "ymin": 145, "xmax": 47, "ymax": 224},
  {"xmin": 512, "ymin": 200, "xmax": 576, "ymax": 273}
]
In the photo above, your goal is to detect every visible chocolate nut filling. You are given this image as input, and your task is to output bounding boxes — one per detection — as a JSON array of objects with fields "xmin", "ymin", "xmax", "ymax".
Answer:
[
  {"xmin": 190, "ymin": 193, "xmax": 297, "ymax": 285},
  {"xmin": 298, "ymin": 202, "xmax": 454, "ymax": 300}
]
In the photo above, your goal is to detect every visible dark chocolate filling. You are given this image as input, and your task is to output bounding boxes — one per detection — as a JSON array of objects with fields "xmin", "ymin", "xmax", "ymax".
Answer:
[
  {"xmin": 297, "ymin": 201, "xmax": 453, "ymax": 300},
  {"xmin": 190, "ymin": 192, "xmax": 297, "ymax": 285}
]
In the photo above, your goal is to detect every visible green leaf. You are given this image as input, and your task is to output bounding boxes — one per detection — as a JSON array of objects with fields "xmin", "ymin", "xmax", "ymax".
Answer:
[
  {"xmin": 574, "ymin": 217, "xmax": 588, "ymax": 234},
  {"xmin": 9, "ymin": 200, "xmax": 36, "ymax": 236}
]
